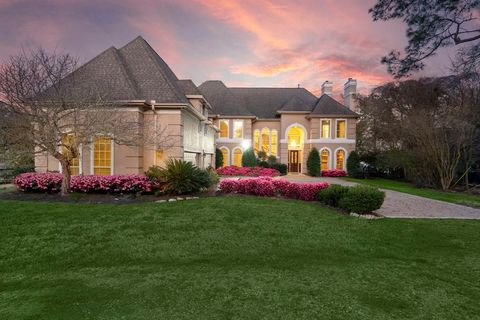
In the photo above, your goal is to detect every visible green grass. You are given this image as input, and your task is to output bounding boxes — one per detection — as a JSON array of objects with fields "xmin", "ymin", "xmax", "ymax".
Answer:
[
  {"xmin": 343, "ymin": 177, "xmax": 480, "ymax": 207},
  {"xmin": 1, "ymin": 196, "xmax": 480, "ymax": 319}
]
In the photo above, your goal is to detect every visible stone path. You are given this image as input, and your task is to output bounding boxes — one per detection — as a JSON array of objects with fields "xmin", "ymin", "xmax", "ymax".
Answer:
[{"xmin": 283, "ymin": 175, "xmax": 480, "ymax": 219}]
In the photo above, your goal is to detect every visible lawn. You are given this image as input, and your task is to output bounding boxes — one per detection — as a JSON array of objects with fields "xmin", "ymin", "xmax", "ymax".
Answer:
[
  {"xmin": 1, "ymin": 196, "xmax": 480, "ymax": 319},
  {"xmin": 343, "ymin": 177, "xmax": 480, "ymax": 207}
]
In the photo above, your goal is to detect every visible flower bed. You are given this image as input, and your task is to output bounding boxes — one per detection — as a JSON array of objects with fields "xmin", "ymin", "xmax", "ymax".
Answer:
[
  {"xmin": 321, "ymin": 169, "xmax": 347, "ymax": 177},
  {"xmin": 216, "ymin": 166, "xmax": 280, "ymax": 177},
  {"xmin": 14, "ymin": 172, "xmax": 156, "ymax": 193},
  {"xmin": 219, "ymin": 177, "xmax": 329, "ymax": 201}
]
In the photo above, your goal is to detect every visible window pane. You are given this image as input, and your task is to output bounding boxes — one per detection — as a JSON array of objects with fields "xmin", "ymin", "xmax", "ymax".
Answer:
[
  {"xmin": 261, "ymin": 128, "xmax": 270, "ymax": 153},
  {"xmin": 253, "ymin": 130, "xmax": 260, "ymax": 153},
  {"xmin": 321, "ymin": 120, "xmax": 330, "ymax": 138},
  {"xmin": 233, "ymin": 149, "xmax": 242, "ymax": 167},
  {"xmin": 321, "ymin": 149, "xmax": 329, "ymax": 171},
  {"xmin": 233, "ymin": 121, "xmax": 243, "ymax": 138},
  {"xmin": 271, "ymin": 130, "xmax": 277, "ymax": 156},
  {"xmin": 336, "ymin": 120, "xmax": 346, "ymax": 138},
  {"xmin": 219, "ymin": 120, "xmax": 228, "ymax": 138},
  {"xmin": 221, "ymin": 148, "xmax": 229, "ymax": 167},
  {"xmin": 336, "ymin": 150, "xmax": 344, "ymax": 170},
  {"xmin": 93, "ymin": 136, "xmax": 112, "ymax": 175}
]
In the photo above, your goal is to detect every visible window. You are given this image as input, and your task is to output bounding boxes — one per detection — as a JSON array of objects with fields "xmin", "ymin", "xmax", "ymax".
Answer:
[
  {"xmin": 220, "ymin": 147, "xmax": 229, "ymax": 167},
  {"xmin": 321, "ymin": 120, "xmax": 330, "ymax": 138},
  {"xmin": 233, "ymin": 148, "xmax": 242, "ymax": 167},
  {"xmin": 336, "ymin": 120, "xmax": 346, "ymax": 139},
  {"xmin": 155, "ymin": 149, "xmax": 164, "ymax": 165},
  {"xmin": 93, "ymin": 136, "xmax": 112, "ymax": 175},
  {"xmin": 253, "ymin": 129, "xmax": 260, "ymax": 153},
  {"xmin": 61, "ymin": 134, "xmax": 80, "ymax": 175},
  {"xmin": 321, "ymin": 149, "xmax": 329, "ymax": 171},
  {"xmin": 261, "ymin": 128, "xmax": 270, "ymax": 153},
  {"xmin": 219, "ymin": 120, "xmax": 229, "ymax": 138},
  {"xmin": 271, "ymin": 130, "xmax": 277, "ymax": 156},
  {"xmin": 336, "ymin": 149, "xmax": 345, "ymax": 170},
  {"xmin": 233, "ymin": 120, "xmax": 243, "ymax": 138}
]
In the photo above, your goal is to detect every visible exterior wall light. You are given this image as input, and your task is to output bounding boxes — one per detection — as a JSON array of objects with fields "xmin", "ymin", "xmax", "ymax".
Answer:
[{"xmin": 242, "ymin": 140, "xmax": 251, "ymax": 149}]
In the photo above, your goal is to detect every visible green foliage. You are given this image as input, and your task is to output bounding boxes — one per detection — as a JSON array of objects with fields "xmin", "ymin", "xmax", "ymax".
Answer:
[
  {"xmin": 306, "ymin": 148, "xmax": 321, "ymax": 177},
  {"xmin": 346, "ymin": 151, "xmax": 362, "ymax": 178},
  {"xmin": 158, "ymin": 159, "xmax": 205, "ymax": 195},
  {"xmin": 145, "ymin": 165, "xmax": 163, "ymax": 181},
  {"xmin": 258, "ymin": 160, "xmax": 269, "ymax": 168},
  {"xmin": 267, "ymin": 155, "xmax": 277, "ymax": 165},
  {"xmin": 271, "ymin": 163, "xmax": 287, "ymax": 175},
  {"xmin": 317, "ymin": 184, "xmax": 350, "ymax": 207},
  {"xmin": 215, "ymin": 148, "xmax": 223, "ymax": 169},
  {"xmin": 339, "ymin": 186, "xmax": 385, "ymax": 214},
  {"xmin": 257, "ymin": 151, "xmax": 267, "ymax": 161},
  {"xmin": 207, "ymin": 167, "xmax": 219, "ymax": 187},
  {"xmin": 241, "ymin": 148, "xmax": 257, "ymax": 167}
]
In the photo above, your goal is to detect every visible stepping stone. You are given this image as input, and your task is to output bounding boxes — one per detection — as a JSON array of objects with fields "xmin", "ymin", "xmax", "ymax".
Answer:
[
  {"xmin": 168, "ymin": 199, "xmax": 177, "ymax": 202},
  {"xmin": 155, "ymin": 200, "xmax": 166, "ymax": 203}
]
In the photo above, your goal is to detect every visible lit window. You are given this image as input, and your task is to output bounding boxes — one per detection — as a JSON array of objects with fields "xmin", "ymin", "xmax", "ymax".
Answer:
[
  {"xmin": 219, "ymin": 120, "xmax": 229, "ymax": 138},
  {"xmin": 233, "ymin": 148, "xmax": 242, "ymax": 167},
  {"xmin": 220, "ymin": 148, "xmax": 229, "ymax": 167},
  {"xmin": 62, "ymin": 134, "xmax": 80, "ymax": 175},
  {"xmin": 233, "ymin": 120, "xmax": 243, "ymax": 138},
  {"xmin": 321, "ymin": 149, "xmax": 329, "ymax": 171},
  {"xmin": 321, "ymin": 120, "xmax": 330, "ymax": 138},
  {"xmin": 336, "ymin": 150, "xmax": 345, "ymax": 170},
  {"xmin": 253, "ymin": 130, "xmax": 260, "ymax": 153},
  {"xmin": 271, "ymin": 130, "xmax": 277, "ymax": 156},
  {"xmin": 93, "ymin": 136, "xmax": 112, "ymax": 175},
  {"xmin": 288, "ymin": 126, "xmax": 302, "ymax": 149},
  {"xmin": 261, "ymin": 128, "xmax": 270, "ymax": 153},
  {"xmin": 336, "ymin": 120, "xmax": 346, "ymax": 139},
  {"xmin": 155, "ymin": 149, "xmax": 164, "ymax": 165}
]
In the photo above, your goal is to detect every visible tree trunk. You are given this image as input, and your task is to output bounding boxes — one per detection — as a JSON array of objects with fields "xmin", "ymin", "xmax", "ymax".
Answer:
[{"xmin": 60, "ymin": 160, "xmax": 71, "ymax": 196}]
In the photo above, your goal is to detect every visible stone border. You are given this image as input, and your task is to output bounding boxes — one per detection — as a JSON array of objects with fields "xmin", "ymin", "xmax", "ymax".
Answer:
[{"xmin": 155, "ymin": 196, "xmax": 199, "ymax": 203}]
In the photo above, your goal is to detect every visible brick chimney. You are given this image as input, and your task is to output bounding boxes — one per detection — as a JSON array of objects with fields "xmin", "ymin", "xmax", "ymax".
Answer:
[
  {"xmin": 321, "ymin": 80, "xmax": 333, "ymax": 96},
  {"xmin": 343, "ymin": 78, "xmax": 357, "ymax": 110}
]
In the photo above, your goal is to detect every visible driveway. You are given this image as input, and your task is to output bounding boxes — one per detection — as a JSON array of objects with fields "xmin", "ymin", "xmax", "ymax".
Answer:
[{"xmin": 283, "ymin": 175, "xmax": 480, "ymax": 219}]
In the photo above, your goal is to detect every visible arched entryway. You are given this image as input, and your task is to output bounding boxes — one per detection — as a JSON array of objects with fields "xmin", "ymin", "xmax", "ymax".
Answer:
[{"xmin": 285, "ymin": 124, "xmax": 306, "ymax": 173}]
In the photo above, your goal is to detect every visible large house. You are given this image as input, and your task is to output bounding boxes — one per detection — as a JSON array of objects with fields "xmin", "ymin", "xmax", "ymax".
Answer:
[
  {"xmin": 198, "ymin": 80, "xmax": 358, "ymax": 173},
  {"xmin": 35, "ymin": 36, "xmax": 217, "ymax": 175}
]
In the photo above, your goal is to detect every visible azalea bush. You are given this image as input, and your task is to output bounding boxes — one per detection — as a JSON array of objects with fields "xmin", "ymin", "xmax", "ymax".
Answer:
[
  {"xmin": 321, "ymin": 169, "xmax": 347, "ymax": 177},
  {"xmin": 14, "ymin": 172, "xmax": 156, "ymax": 193},
  {"xmin": 219, "ymin": 177, "xmax": 329, "ymax": 201},
  {"xmin": 216, "ymin": 166, "xmax": 280, "ymax": 177}
]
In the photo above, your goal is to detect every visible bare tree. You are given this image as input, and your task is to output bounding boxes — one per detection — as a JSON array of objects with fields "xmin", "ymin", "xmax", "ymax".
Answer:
[{"xmin": 0, "ymin": 48, "xmax": 173, "ymax": 195}]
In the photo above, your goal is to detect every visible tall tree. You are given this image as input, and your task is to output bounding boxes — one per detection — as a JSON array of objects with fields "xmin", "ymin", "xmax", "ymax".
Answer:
[{"xmin": 370, "ymin": 0, "xmax": 480, "ymax": 77}]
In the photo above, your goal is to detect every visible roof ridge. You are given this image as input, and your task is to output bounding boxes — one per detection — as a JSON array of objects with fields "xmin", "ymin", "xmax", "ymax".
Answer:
[{"xmin": 111, "ymin": 48, "xmax": 141, "ymax": 98}]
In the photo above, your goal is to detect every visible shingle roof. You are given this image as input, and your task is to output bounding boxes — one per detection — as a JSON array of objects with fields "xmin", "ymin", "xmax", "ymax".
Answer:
[
  {"xmin": 311, "ymin": 94, "xmax": 358, "ymax": 116},
  {"xmin": 279, "ymin": 96, "xmax": 309, "ymax": 112},
  {"xmin": 57, "ymin": 36, "xmax": 189, "ymax": 103},
  {"xmin": 198, "ymin": 81, "xmax": 255, "ymax": 117},
  {"xmin": 177, "ymin": 79, "xmax": 201, "ymax": 95}
]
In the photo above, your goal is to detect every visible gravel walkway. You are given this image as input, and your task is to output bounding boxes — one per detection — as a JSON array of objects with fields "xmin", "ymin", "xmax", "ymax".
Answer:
[{"xmin": 283, "ymin": 175, "xmax": 480, "ymax": 219}]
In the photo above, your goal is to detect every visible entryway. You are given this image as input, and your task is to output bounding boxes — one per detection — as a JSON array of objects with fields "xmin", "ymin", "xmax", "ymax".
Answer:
[{"xmin": 288, "ymin": 150, "xmax": 301, "ymax": 173}]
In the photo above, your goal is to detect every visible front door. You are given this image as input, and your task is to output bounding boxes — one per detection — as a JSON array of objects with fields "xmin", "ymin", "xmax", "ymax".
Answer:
[{"xmin": 288, "ymin": 150, "xmax": 300, "ymax": 173}]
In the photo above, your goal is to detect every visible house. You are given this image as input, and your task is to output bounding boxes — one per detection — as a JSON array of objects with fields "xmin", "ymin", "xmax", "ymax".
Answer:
[
  {"xmin": 199, "ymin": 80, "xmax": 359, "ymax": 173},
  {"xmin": 35, "ymin": 36, "xmax": 217, "ymax": 175}
]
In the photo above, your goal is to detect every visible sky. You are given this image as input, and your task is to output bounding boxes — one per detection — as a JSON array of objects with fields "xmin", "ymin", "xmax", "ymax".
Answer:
[{"xmin": 0, "ymin": 0, "xmax": 455, "ymax": 97}]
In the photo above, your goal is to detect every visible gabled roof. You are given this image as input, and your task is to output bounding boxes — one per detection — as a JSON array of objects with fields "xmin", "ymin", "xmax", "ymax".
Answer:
[
  {"xmin": 56, "ymin": 36, "xmax": 189, "ymax": 103},
  {"xmin": 311, "ymin": 94, "xmax": 358, "ymax": 117},
  {"xmin": 198, "ymin": 81, "xmax": 255, "ymax": 117}
]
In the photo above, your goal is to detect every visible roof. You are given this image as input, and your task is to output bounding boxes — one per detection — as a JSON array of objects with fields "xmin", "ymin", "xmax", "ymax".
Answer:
[
  {"xmin": 57, "ymin": 36, "xmax": 194, "ymax": 103},
  {"xmin": 199, "ymin": 81, "xmax": 358, "ymax": 118},
  {"xmin": 311, "ymin": 94, "xmax": 358, "ymax": 116},
  {"xmin": 177, "ymin": 79, "xmax": 201, "ymax": 95}
]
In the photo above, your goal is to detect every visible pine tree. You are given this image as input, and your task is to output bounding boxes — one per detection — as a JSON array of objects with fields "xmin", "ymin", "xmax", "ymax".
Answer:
[
  {"xmin": 241, "ymin": 148, "xmax": 257, "ymax": 167},
  {"xmin": 307, "ymin": 148, "xmax": 321, "ymax": 176},
  {"xmin": 346, "ymin": 150, "xmax": 362, "ymax": 178},
  {"xmin": 215, "ymin": 148, "xmax": 223, "ymax": 168}
]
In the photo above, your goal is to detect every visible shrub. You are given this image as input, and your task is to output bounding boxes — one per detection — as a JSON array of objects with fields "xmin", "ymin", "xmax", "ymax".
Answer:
[
  {"xmin": 258, "ymin": 160, "xmax": 270, "ymax": 168},
  {"xmin": 321, "ymin": 169, "xmax": 347, "ymax": 177},
  {"xmin": 215, "ymin": 148, "xmax": 224, "ymax": 169},
  {"xmin": 307, "ymin": 148, "xmax": 321, "ymax": 177},
  {"xmin": 270, "ymin": 163, "xmax": 287, "ymax": 175},
  {"xmin": 241, "ymin": 148, "xmax": 257, "ymax": 167},
  {"xmin": 257, "ymin": 150, "xmax": 267, "ymax": 161},
  {"xmin": 347, "ymin": 151, "xmax": 362, "ymax": 178},
  {"xmin": 14, "ymin": 172, "xmax": 62, "ymax": 192},
  {"xmin": 158, "ymin": 159, "xmax": 204, "ymax": 195},
  {"xmin": 267, "ymin": 155, "xmax": 277, "ymax": 165},
  {"xmin": 207, "ymin": 167, "xmax": 219, "ymax": 187},
  {"xmin": 145, "ymin": 165, "xmax": 163, "ymax": 181},
  {"xmin": 338, "ymin": 186, "xmax": 385, "ymax": 214},
  {"xmin": 317, "ymin": 184, "xmax": 350, "ymax": 207},
  {"xmin": 216, "ymin": 166, "xmax": 280, "ymax": 177}
]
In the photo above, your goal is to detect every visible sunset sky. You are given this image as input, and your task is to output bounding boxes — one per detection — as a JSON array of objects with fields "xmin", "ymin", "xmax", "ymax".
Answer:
[{"xmin": 1, "ymin": 0, "xmax": 455, "ymax": 96}]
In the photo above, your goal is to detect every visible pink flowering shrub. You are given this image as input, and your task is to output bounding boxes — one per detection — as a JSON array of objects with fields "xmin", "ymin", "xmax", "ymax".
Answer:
[
  {"xmin": 321, "ymin": 169, "xmax": 347, "ymax": 177},
  {"xmin": 216, "ymin": 166, "xmax": 280, "ymax": 177},
  {"xmin": 14, "ymin": 172, "xmax": 156, "ymax": 193},
  {"xmin": 219, "ymin": 177, "xmax": 329, "ymax": 201}
]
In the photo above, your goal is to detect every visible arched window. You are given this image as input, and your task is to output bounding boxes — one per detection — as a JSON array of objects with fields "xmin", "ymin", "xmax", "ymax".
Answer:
[
  {"xmin": 261, "ymin": 128, "xmax": 270, "ymax": 153},
  {"xmin": 233, "ymin": 148, "xmax": 242, "ymax": 167},
  {"xmin": 336, "ymin": 149, "xmax": 345, "ymax": 170},
  {"xmin": 321, "ymin": 149, "xmax": 330, "ymax": 171},
  {"xmin": 219, "ymin": 120, "xmax": 229, "ymax": 138},
  {"xmin": 271, "ymin": 130, "xmax": 277, "ymax": 156},
  {"xmin": 220, "ymin": 147, "xmax": 229, "ymax": 167},
  {"xmin": 253, "ymin": 129, "xmax": 260, "ymax": 153},
  {"xmin": 93, "ymin": 136, "xmax": 113, "ymax": 175}
]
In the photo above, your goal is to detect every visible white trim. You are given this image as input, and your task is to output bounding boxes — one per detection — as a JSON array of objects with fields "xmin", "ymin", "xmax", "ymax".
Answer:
[
  {"xmin": 217, "ymin": 138, "xmax": 251, "ymax": 144},
  {"xmin": 90, "ymin": 135, "xmax": 114, "ymax": 175},
  {"xmin": 334, "ymin": 147, "xmax": 347, "ymax": 170},
  {"xmin": 231, "ymin": 146, "xmax": 243, "ymax": 167},
  {"xmin": 219, "ymin": 146, "xmax": 230, "ymax": 166},
  {"xmin": 335, "ymin": 119, "xmax": 347, "ymax": 139},
  {"xmin": 284, "ymin": 122, "xmax": 308, "ymax": 140},
  {"xmin": 319, "ymin": 147, "xmax": 332, "ymax": 170},
  {"xmin": 309, "ymin": 138, "xmax": 356, "ymax": 144},
  {"xmin": 320, "ymin": 118, "xmax": 331, "ymax": 139}
]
